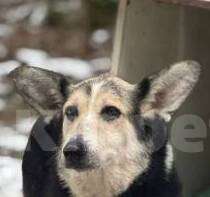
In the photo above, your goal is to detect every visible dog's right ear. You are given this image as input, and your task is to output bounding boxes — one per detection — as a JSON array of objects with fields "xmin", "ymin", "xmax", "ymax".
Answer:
[
  {"xmin": 9, "ymin": 65, "xmax": 75, "ymax": 115},
  {"xmin": 136, "ymin": 61, "xmax": 201, "ymax": 122}
]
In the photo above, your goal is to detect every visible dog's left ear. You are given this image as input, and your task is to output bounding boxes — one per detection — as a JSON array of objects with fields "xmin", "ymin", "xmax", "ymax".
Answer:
[
  {"xmin": 9, "ymin": 65, "xmax": 75, "ymax": 115},
  {"xmin": 137, "ymin": 61, "xmax": 201, "ymax": 121}
]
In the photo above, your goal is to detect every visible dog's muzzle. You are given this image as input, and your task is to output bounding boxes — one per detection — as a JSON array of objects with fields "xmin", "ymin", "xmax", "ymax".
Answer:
[{"xmin": 63, "ymin": 135, "xmax": 91, "ymax": 170}]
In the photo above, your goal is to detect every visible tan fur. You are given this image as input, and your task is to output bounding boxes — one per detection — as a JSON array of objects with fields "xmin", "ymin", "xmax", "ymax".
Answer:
[{"xmin": 58, "ymin": 76, "xmax": 150, "ymax": 197}]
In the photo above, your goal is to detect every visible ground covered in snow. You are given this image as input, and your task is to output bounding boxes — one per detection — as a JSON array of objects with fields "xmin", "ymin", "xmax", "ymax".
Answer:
[{"xmin": 0, "ymin": 120, "xmax": 36, "ymax": 197}]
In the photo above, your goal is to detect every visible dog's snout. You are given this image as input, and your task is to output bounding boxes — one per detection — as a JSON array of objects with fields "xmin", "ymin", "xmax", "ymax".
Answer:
[
  {"xmin": 63, "ymin": 137, "xmax": 86, "ymax": 159},
  {"xmin": 63, "ymin": 135, "xmax": 88, "ymax": 170}
]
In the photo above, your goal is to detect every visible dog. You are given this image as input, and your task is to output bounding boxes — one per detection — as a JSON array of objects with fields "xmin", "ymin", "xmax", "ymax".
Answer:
[{"xmin": 9, "ymin": 61, "xmax": 200, "ymax": 197}]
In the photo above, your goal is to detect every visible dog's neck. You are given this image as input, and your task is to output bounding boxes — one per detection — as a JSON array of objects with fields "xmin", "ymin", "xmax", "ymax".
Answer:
[{"xmin": 59, "ymin": 154, "xmax": 149, "ymax": 197}]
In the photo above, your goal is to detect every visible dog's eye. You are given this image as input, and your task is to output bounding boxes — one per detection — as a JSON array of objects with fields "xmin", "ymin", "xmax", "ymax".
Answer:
[
  {"xmin": 101, "ymin": 106, "xmax": 121, "ymax": 121},
  {"xmin": 65, "ymin": 106, "xmax": 79, "ymax": 121}
]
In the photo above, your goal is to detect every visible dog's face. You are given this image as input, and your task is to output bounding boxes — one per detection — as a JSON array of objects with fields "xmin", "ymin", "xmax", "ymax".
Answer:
[
  {"xmin": 61, "ymin": 76, "xmax": 145, "ymax": 171},
  {"xmin": 9, "ymin": 61, "xmax": 200, "ymax": 173}
]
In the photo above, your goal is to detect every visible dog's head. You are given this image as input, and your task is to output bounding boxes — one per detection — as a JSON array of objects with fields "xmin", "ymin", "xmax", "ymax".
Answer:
[{"xmin": 9, "ymin": 61, "xmax": 200, "ymax": 173}]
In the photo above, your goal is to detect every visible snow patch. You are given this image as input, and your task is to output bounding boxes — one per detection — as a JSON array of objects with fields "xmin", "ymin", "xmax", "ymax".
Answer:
[
  {"xmin": 0, "ymin": 60, "xmax": 20, "ymax": 77},
  {"xmin": 0, "ymin": 156, "xmax": 22, "ymax": 197},
  {"xmin": 0, "ymin": 127, "xmax": 28, "ymax": 151},
  {"xmin": 46, "ymin": 58, "xmax": 92, "ymax": 79},
  {"xmin": 91, "ymin": 29, "xmax": 110, "ymax": 45},
  {"xmin": 16, "ymin": 48, "xmax": 93, "ymax": 79},
  {"xmin": 16, "ymin": 48, "xmax": 48, "ymax": 65},
  {"xmin": 16, "ymin": 117, "xmax": 37, "ymax": 134}
]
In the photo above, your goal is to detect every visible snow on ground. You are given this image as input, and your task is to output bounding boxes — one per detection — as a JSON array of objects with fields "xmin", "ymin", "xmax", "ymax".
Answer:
[
  {"xmin": 0, "ymin": 60, "xmax": 20, "ymax": 77},
  {"xmin": 0, "ymin": 126, "xmax": 28, "ymax": 152},
  {"xmin": 0, "ymin": 116, "xmax": 38, "ymax": 196},
  {"xmin": 16, "ymin": 48, "xmax": 93, "ymax": 79},
  {"xmin": 15, "ymin": 117, "xmax": 37, "ymax": 135},
  {"xmin": 0, "ymin": 120, "xmax": 34, "ymax": 196},
  {"xmin": 46, "ymin": 58, "xmax": 92, "ymax": 79},
  {"xmin": 0, "ymin": 156, "xmax": 22, "ymax": 197},
  {"xmin": 0, "ymin": 48, "xmax": 110, "ymax": 80},
  {"xmin": 16, "ymin": 48, "xmax": 110, "ymax": 79},
  {"xmin": 16, "ymin": 48, "xmax": 49, "ymax": 66}
]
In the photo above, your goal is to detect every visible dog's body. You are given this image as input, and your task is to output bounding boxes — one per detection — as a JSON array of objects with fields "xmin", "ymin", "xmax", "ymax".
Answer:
[
  {"xmin": 22, "ymin": 116, "xmax": 180, "ymax": 197},
  {"xmin": 9, "ymin": 61, "xmax": 200, "ymax": 197}
]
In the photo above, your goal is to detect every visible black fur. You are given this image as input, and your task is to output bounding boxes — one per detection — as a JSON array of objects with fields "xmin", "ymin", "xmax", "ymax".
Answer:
[
  {"xmin": 22, "ymin": 113, "xmax": 70, "ymax": 197},
  {"xmin": 135, "ymin": 77, "xmax": 151, "ymax": 102}
]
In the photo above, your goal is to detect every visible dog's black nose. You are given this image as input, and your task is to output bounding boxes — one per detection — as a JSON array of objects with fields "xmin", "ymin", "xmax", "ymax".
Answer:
[
  {"xmin": 63, "ymin": 139, "xmax": 86, "ymax": 159},
  {"xmin": 63, "ymin": 135, "xmax": 88, "ymax": 169}
]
